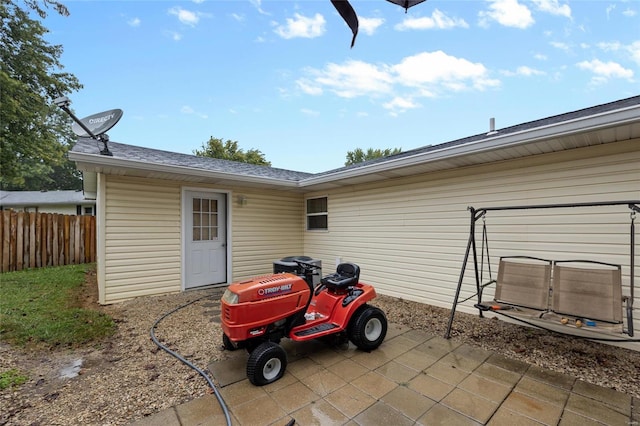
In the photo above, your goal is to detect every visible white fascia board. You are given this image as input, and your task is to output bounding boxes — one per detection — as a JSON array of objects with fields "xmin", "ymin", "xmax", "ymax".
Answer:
[
  {"xmin": 68, "ymin": 151, "xmax": 300, "ymax": 188},
  {"xmin": 298, "ymin": 103, "xmax": 640, "ymax": 187},
  {"xmin": 82, "ymin": 171, "xmax": 98, "ymax": 200}
]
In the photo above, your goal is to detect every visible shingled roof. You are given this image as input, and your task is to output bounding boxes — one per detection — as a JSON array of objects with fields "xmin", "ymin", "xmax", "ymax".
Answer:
[
  {"xmin": 71, "ymin": 139, "xmax": 314, "ymax": 182},
  {"xmin": 70, "ymin": 95, "xmax": 640, "ymax": 190}
]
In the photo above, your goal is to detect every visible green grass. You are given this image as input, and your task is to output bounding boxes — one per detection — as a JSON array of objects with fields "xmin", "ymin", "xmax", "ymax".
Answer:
[
  {"xmin": 0, "ymin": 369, "xmax": 28, "ymax": 390},
  {"xmin": 0, "ymin": 264, "xmax": 115, "ymax": 348}
]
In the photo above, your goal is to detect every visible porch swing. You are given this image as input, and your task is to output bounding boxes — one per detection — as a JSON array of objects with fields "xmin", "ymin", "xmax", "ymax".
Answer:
[{"xmin": 445, "ymin": 200, "xmax": 640, "ymax": 343}]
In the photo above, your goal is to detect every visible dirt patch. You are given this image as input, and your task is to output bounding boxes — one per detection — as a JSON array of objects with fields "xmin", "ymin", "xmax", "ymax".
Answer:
[{"xmin": 70, "ymin": 267, "xmax": 100, "ymax": 310}]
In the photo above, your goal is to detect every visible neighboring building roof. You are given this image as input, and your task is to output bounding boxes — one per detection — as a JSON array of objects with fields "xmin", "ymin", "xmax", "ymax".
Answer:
[
  {"xmin": 0, "ymin": 190, "xmax": 95, "ymax": 207},
  {"xmin": 70, "ymin": 95, "xmax": 640, "ymax": 191}
]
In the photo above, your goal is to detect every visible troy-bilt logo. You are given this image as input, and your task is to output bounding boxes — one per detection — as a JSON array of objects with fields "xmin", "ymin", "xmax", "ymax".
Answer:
[{"xmin": 258, "ymin": 283, "xmax": 292, "ymax": 297}]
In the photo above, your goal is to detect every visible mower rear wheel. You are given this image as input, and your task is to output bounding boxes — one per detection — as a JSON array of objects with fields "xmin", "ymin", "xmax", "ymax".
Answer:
[
  {"xmin": 246, "ymin": 342, "xmax": 287, "ymax": 386},
  {"xmin": 348, "ymin": 305, "xmax": 387, "ymax": 351}
]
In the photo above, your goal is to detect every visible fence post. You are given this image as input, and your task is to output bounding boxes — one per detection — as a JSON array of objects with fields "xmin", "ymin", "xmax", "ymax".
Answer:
[
  {"xmin": 1, "ymin": 212, "xmax": 8, "ymax": 272},
  {"xmin": 35, "ymin": 212, "xmax": 42, "ymax": 267},
  {"xmin": 28, "ymin": 212, "xmax": 36, "ymax": 268}
]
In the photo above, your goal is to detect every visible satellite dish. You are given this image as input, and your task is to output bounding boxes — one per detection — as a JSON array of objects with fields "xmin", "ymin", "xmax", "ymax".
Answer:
[
  {"xmin": 72, "ymin": 109, "xmax": 123, "ymax": 138},
  {"xmin": 53, "ymin": 96, "xmax": 123, "ymax": 156}
]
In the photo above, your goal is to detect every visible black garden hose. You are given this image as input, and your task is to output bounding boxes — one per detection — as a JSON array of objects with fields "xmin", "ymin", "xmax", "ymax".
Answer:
[{"xmin": 150, "ymin": 294, "xmax": 232, "ymax": 426}]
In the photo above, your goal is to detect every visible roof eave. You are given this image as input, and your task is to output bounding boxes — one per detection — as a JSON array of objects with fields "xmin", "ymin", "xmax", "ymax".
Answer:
[{"xmin": 68, "ymin": 151, "xmax": 301, "ymax": 189}]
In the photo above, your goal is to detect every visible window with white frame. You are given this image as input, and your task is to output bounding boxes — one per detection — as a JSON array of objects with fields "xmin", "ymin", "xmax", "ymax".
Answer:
[{"xmin": 306, "ymin": 197, "xmax": 327, "ymax": 230}]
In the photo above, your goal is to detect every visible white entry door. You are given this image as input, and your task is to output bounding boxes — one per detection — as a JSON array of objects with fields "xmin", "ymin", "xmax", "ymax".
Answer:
[{"xmin": 185, "ymin": 191, "xmax": 227, "ymax": 289}]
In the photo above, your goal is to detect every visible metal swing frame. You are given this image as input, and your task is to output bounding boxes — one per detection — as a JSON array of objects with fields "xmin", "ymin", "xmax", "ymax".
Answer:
[{"xmin": 444, "ymin": 200, "xmax": 639, "ymax": 341}]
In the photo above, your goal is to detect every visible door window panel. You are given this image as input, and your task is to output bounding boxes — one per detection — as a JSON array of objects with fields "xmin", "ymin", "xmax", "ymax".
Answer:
[{"xmin": 192, "ymin": 197, "xmax": 219, "ymax": 241}]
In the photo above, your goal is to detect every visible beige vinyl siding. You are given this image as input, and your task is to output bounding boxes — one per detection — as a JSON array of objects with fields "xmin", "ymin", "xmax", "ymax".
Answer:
[
  {"xmin": 99, "ymin": 177, "xmax": 304, "ymax": 303},
  {"xmin": 103, "ymin": 176, "xmax": 182, "ymax": 303},
  {"xmin": 231, "ymin": 189, "xmax": 304, "ymax": 279},
  {"xmin": 304, "ymin": 140, "xmax": 639, "ymax": 338}
]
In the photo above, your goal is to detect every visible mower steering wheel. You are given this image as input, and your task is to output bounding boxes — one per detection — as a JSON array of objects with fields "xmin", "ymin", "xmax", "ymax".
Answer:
[{"xmin": 295, "ymin": 260, "xmax": 318, "ymax": 271}]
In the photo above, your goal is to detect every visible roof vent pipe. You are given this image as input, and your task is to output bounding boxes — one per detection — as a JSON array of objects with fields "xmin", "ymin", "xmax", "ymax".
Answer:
[{"xmin": 487, "ymin": 117, "xmax": 498, "ymax": 135}]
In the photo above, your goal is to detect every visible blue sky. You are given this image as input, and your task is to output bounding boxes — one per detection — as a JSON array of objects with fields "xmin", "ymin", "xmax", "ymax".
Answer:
[{"xmin": 42, "ymin": 0, "xmax": 639, "ymax": 173}]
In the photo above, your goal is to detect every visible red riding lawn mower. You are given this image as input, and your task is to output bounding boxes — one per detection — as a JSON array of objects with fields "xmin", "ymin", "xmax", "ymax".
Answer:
[{"xmin": 220, "ymin": 260, "xmax": 388, "ymax": 385}]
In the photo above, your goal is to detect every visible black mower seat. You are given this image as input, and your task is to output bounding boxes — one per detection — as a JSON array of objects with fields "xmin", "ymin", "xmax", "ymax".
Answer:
[{"xmin": 321, "ymin": 263, "xmax": 360, "ymax": 289}]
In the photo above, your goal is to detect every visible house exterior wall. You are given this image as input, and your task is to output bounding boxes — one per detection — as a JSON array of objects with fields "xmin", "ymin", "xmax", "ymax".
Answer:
[
  {"xmin": 303, "ymin": 139, "xmax": 640, "ymax": 337},
  {"xmin": 101, "ymin": 176, "xmax": 182, "ymax": 303},
  {"xmin": 99, "ymin": 176, "xmax": 304, "ymax": 304},
  {"xmin": 230, "ymin": 189, "xmax": 305, "ymax": 279}
]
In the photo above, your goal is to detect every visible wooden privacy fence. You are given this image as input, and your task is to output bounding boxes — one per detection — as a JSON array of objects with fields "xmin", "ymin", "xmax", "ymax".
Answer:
[{"xmin": 0, "ymin": 211, "xmax": 96, "ymax": 272}]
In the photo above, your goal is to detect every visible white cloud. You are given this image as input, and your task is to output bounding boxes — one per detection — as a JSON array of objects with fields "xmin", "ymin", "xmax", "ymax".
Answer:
[
  {"xmin": 250, "ymin": 0, "xmax": 270, "ymax": 16},
  {"xmin": 169, "ymin": 7, "xmax": 200, "ymax": 27},
  {"xmin": 359, "ymin": 17, "xmax": 385, "ymax": 35},
  {"xmin": 623, "ymin": 8, "xmax": 637, "ymax": 17},
  {"xmin": 629, "ymin": 41, "xmax": 640, "ymax": 66},
  {"xmin": 308, "ymin": 60, "xmax": 394, "ymax": 98},
  {"xmin": 531, "ymin": 0, "xmax": 571, "ymax": 18},
  {"xmin": 534, "ymin": 53, "xmax": 548, "ymax": 60},
  {"xmin": 576, "ymin": 59, "xmax": 634, "ymax": 84},
  {"xmin": 231, "ymin": 13, "xmax": 244, "ymax": 22},
  {"xmin": 550, "ymin": 41, "xmax": 570, "ymax": 51},
  {"xmin": 300, "ymin": 108, "xmax": 320, "ymax": 117},
  {"xmin": 127, "ymin": 17, "xmax": 141, "ymax": 27},
  {"xmin": 274, "ymin": 13, "xmax": 326, "ymax": 39},
  {"xmin": 181, "ymin": 105, "xmax": 208, "ymax": 119},
  {"xmin": 597, "ymin": 41, "xmax": 640, "ymax": 66},
  {"xmin": 502, "ymin": 66, "xmax": 545, "ymax": 77},
  {"xmin": 383, "ymin": 96, "xmax": 421, "ymax": 116},
  {"xmin": 295, "ymin": 50, "xmax": 500, "ymax": 116},
  {"xmin": 597, "ymin": 41, "xmax": 622, "ymax": 52},
  {"xmin": 165, "ymin": 31, "xmax": 182, "ymax": 41},
  {"xmin": 395, "ymin": 9, "xmax": 469, "ymax": 31},
  {"xmin": 392, "ymin": 51, "xmax": 499, "ymax": 91},
  {"xmin": 296, "ymin": 79, "xmax": 323, "ymax": 95},
  {"xmin": 606, "ymin": 4, "xmax": 616, "ymax": 20},
  {"xmin": 479, "ymin": 0, "xmax": 534, "ymax": 29}
]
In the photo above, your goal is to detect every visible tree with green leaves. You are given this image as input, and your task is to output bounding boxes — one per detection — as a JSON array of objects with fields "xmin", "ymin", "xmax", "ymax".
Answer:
[
  {"xmin": 345, "ymin": 147, "xmax": 402, "ymax": 166},
  {"xmin": 1, "ymin": 1, "xmax": 82, "ymax": 191},
  {"xmin": 194, "ymin": 137, "xmax": 271, "ymax": 166},
  {"xmin": 22, "ymin": 0, "xmax": 69, "ymax": 18}
]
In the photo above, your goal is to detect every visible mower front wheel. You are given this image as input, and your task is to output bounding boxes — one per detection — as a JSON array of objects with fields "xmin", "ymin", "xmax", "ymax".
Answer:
[
  {"xmin": 222, "ymin": 334, "xmax": 237, "ymax": 351},
  {"xmin": 246, "ymin": 342, "xmax": 287, "ymax": 386},
  {"xmin": 348, "ymin": 305, "xmax": 387, "ymax": 351}
]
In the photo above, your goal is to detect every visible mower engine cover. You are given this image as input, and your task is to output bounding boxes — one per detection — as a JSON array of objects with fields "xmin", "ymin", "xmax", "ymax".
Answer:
[{"xmin": 221, "ymin": 273, "xmax": 311, "ymax": 342}]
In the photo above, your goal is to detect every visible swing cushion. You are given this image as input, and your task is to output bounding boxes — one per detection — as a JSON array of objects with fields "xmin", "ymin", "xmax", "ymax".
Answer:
[
  {"xmin": 552, "ymin": 261, "xmax": 623, "ymax": 323},
  {"xmin": 494, "ymin": 257, "xmax": 552, "ymax": 310}
]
